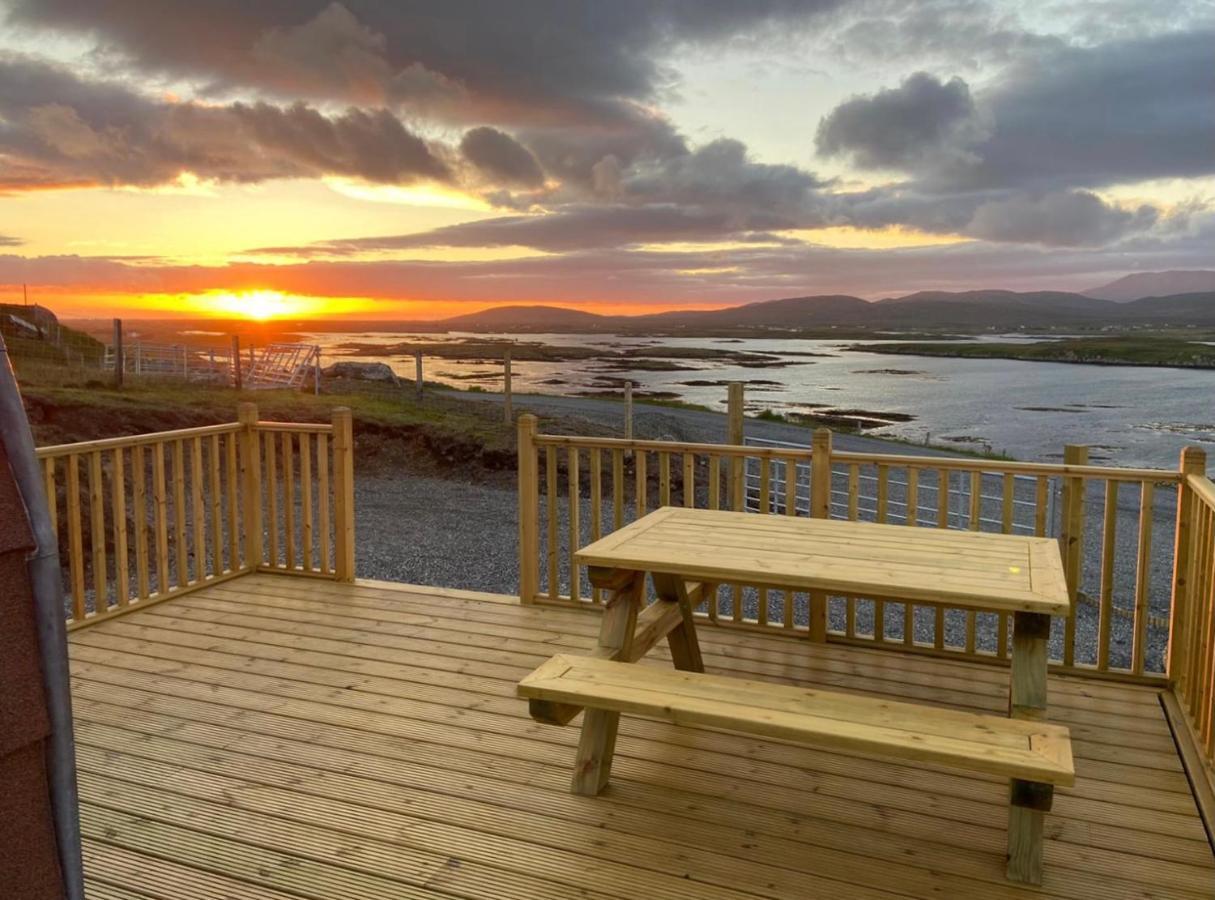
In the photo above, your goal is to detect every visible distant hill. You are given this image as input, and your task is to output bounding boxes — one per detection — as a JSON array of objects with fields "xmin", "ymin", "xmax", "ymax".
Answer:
[
  {"xmin": 1085, "ymin": 271, "xmax": 1215, "ymax": 302},
  {"xmin": 637, "ymin": 294, "xmax": 874, "ymax": 328},
  {"xmin": 873, "ymin": 290, "xmax": 1112, "ymax": 327},
  {"xmin": 437, "ymin": 304, "xmax": 615, "ymax": 331},
  {"xmin": 1119, "ymin": 291, "xmax": 1215, "ymax": 322},
  {"xmin": 425, "ymin": 288, "xmax": 1215, "ymax": 333}
]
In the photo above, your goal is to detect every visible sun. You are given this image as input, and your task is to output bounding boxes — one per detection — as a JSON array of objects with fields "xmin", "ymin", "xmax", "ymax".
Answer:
[{"xmin": 207, "ymin": 289, "xmax": 299, "ymax": 320}]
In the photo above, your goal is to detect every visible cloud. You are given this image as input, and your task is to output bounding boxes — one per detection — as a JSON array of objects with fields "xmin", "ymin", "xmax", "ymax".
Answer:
[
  {"xmin": 249, "ymin": 204, "xmax": 786, "ymax": 255},
  {"xmin": 815, "ymin": 72, "xmax": 987, "ymax": 171},
  {"xmin": 962, "ymin": 29, "xmax": 1215, "ymax": 191},
  {"xmin": 965, "ymin": 190, "xmax": 1159, "ymax": 247},
  {"xmin": 4, "ymin": 1, "xmax": 844, "ymax": 125},
  {"xmin": 459, "ymin": 127, "xmax": 544, "ymax": 188},
  {"xmin": 0, "ymin": 54, "xmax": 449, "ymax": 189},
  {"xmin": 8, "ymin": 217, "xmax": 1215, "ymax": 306},
  {"xmin": 0, "ymin": 235, "xmax": 22, "ymax": 247}
]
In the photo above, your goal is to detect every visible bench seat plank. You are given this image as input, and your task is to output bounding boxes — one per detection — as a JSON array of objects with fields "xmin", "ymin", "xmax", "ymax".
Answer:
[{"xmin": 519, "ymin": 654, "xmax": 1074, "ymax": 787}]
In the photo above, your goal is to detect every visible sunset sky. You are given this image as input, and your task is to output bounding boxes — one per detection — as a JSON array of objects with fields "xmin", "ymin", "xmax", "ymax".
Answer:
[{"xmin": 1, "ymin": 1, "xmax": 1213, "ymax": 319}]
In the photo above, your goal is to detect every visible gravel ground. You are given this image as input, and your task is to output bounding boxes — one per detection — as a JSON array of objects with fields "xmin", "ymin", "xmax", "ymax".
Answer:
[{"xmin": 354, "ymin": 388, "xmax": 1176, "ymax": 673}]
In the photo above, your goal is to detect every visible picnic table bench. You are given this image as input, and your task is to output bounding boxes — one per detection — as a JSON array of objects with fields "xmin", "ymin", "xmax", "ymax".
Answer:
[{"xmin": 517, "ymin": 507, "xmax": 1074, "ymax": 884}]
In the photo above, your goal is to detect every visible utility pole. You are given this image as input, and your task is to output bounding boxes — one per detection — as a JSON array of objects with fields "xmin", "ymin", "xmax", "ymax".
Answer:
[
  {"xmin": 231, "ymin": 335, "xmax": 242, "ymax": 390},
  {"xmin": 112, "ymin": 318, "xmax": 124, "ymax": 389},
  {"xmin": 503, "ymin": 346, "xmax": 512, "ymax": 423}
]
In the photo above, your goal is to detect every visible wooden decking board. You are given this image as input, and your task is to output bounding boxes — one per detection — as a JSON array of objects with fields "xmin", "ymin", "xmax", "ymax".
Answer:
[
  {"xmin": 72, "ymin": 689, "xmax": 1215, "ymax": 873},
  {"xmin": 64, "ymin": 633, "xmax": 1193, "ymax": 833},
  {"xmin": 225, "ymin": 574, "xmax": 1171, "ymax": 706},
  {"xmin": 67, "ymin": 640, "xmax": 1190, "ymax": 829},
  {"xmin": 69, "ymin": 619, "xmax": 1191, "ymax": 810},
  {"xmin": 200, "ymin": 576, "xmax": 1169, "ymax": 711},
  {"xmin": 144, "ymin": 588, "xmax": 1175, "ymax": 742},
  {"xmin": 71, "ymin": 575, "xmax": 1215, "ymax": 900},
  {"xmin": 73, "ymin": 725, "xmax": 1210, "ymax": 900}
]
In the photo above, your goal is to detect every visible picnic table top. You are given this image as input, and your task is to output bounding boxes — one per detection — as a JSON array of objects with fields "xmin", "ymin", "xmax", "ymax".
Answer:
[{"xmin": 574, "ymin": 507, "xmax": 1070, "ymax": 617}]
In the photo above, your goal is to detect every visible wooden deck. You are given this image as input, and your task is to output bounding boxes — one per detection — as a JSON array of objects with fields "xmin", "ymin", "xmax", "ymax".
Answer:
[{"xmin": 70, "ymin": 573, "xmax": 1214, "ymax": 900}]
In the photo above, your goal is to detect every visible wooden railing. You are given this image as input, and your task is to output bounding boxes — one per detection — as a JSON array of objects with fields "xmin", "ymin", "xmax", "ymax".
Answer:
[
  {"xmin": 39, "ymin": 402, "xmax": 355, "ymax": 629},
  {"xmin": 517, "ymin": 415, "xmax": 1185, "ymax": 682},
  {"xmin": 1169, "ymin": 448, "xmax": 1215, "ymax": 803}
]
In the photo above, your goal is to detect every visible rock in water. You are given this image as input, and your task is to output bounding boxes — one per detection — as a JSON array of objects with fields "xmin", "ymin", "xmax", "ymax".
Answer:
[{"xmin": 323, "ymin": 361, "xmax": 400, "ymax": 384}]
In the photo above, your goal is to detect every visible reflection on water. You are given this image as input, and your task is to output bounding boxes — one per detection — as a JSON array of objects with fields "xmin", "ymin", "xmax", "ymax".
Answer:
[{"xmin": 300, "ymin": 330, "xmax": 1213, "ymax": 468}]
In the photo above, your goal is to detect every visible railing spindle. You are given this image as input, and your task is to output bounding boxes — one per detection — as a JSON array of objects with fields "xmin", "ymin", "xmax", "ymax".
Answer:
[
  {"xmin": 172, "ymin": 440, "xmax": 187, "ymax": 588},
  {"xmin": 265, "ymin": 432, "xmax": 279, "ymax": 567},
  {"xmin": 111, "ymin": 448, "xmax": 128, "ymax": 607},
  {"xmin": 132, "ymin": 445, "xmax": 148, "ymax": 601},
  {"xmin": 568, "ymin": 447, "xmax": 581, "ymax": 604},
  {"xmin": 1132, "ymin": 480, "xmax": 1155, "ymax": 674},
  {"xmin": 191, "ymin": 436, "xmax": 205, "ymax": 583},
  {"xmin": 590, "ymin": 448, "xmax": 602, "ymax": 604},
  {"xmin": 546, "ymin": 445, "xmax": 557, "ymax": 602},
  {"xmin": 283, "ymin": 432, "xmax": 296, "ymax": 571},
  {"xmin": 1098, "ymin": 481, "xmax": 1119, "ymax": 669},
  {"xmin": 88, "ymin": 451, "xmax": 107, "ymax": 611},
  {"xmin": 209, "ymin": 434, "xmax": 222, "ymax": 579},
  {"xmin": 152, "ymin": 443, "xmax": 169, "ymax": 595},
  {"xmin": 66, "ymin": 455, "xmax": 84, "ymax": 619},
  {"xmin": 317, "ymin": 433, "xmax": 330, "ymax": 575},
  {"xmin": 300, "ymin": 432, "xmax": 313, "ymax": 571}
]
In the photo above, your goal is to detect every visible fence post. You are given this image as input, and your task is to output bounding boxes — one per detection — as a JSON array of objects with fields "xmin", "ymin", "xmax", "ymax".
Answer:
[
  {"xmin": 1059, "ymin": 444, "xmax": 1088, "ymax": 667},
  {"xmin": 238, "ymin": 402, "xmax": 262, "ymax": 569},
  {"xmin": 1170, "ymin": 446, "xmax": 1206, "ymax": 689},
  {"xmin": 332, "ymin": 407, "xmax": 356, "ymax": 582},
  {"xmin": 624, "ymin": 382, "xmax": 634, "ymax": 439},
  {"xmin": 503, "ymin": 347, "xmax": 512, "ymax": 424},
  {"xmin": 518, "ymin": 413, "xmax": 540, "ymax": 604},
  {"xmin": 112, "ymin": 318, "xmax": 124, "ymax": 388},
  {"xmin": 415, "ymin": 350, "xmax": 424, "ymax": 401},
  {"xmin": 727, "ymin": 382, "xmax": 745, "ymax": 511},
  {"xmin": 231, "ymin": 335, "xmax": 242, "ymax": 390},
  {"xmin": 808, "ymin": 427, "xmax": 833, "ymax": 641}
]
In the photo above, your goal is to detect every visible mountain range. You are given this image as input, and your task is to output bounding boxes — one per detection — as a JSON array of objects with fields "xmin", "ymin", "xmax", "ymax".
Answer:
[{"xmin": 433, "ymin": 282, "xmax": 1215, "ymax": 333}]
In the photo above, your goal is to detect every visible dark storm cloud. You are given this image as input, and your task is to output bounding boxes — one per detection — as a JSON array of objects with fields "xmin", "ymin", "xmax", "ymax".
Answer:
[
  {"xmin": 0, "ymin": 55, "xmax": 449, "ymax": 189},
  {"xmin": 966, "ymin": 190, "xmax": 1159, "ymax": 247},
  {"xmin": 814, "ymin": 30, "xmax": 1215, "ymax": 191},
  {"xmin": 3, "ymin": 1, "xmax": 843, "ymax": 124},
  {"xmin": 459, "ymin": 127, "xmax": 545, "ymax": 188},
  {"xmin": 815, "ymin": 72, "xmax": 986, "ymax": 170},
  {"xmin": 962, "ymin": 29, "xmax": 1215, "ymax": 191}
]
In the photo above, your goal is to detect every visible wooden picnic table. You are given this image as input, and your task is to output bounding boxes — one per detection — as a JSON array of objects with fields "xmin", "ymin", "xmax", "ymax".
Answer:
[{"xmin": 556, "ymin": 505, "xmax": 1072, "ymax": 882}]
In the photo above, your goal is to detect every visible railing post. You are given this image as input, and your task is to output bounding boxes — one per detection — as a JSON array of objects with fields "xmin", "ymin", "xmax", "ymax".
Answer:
[
  {"xmin": 332, "ymin": 407, "xmax": 356, "ymax": 582},
  {"xmin": 808, "ymin": 427, "xmax": 833, "ymax": 641},
  {"xmin": 1059, "ymin": 444, "xmax": 1088, "ymax": 667},
  {"xmin": 238, "ymin": 403, "xmax": 262, "ymax": 570},
  {"xmin": 518, "ymin": 414, "xmax": 540, "ymax": 604},
  {"xmin": 1170, "ymin": 446, "xmax": 1206, "ymax": 689},
  {"xmin": 727, "ymin": 382, "xmax": 745, "ymax": 511}
]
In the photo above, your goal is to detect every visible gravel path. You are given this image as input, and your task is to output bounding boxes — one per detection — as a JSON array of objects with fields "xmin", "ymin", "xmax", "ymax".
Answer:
[{"xmin": 355, "ymin": 388, "xmax": 1175, "ymax": 672}]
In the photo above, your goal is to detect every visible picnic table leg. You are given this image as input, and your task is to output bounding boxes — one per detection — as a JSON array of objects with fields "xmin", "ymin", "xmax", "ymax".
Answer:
[
  {"xmin": 651, "ymin": 573, "xmax": 705, "ymax": 672},
  {"xmin": 1006, "ymin": 611, "xmax": 1052, "ymax": 884},
  {"xmin": 572, "ymin": 568, "xmax": 644, "ymax": 796}
]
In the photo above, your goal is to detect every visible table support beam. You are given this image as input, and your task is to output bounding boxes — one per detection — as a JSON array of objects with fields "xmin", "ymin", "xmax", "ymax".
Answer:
[
  {"xmin": 572, "ymin": 570, "xmax": 643, "ymax": 795},
  {"xmin": 1007, "ymin": 611, "xmax": 1052, "ymax": 884},
  {"xmin": 651, "ymin": 573, "xmax": 705, "ymax": 673}
]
